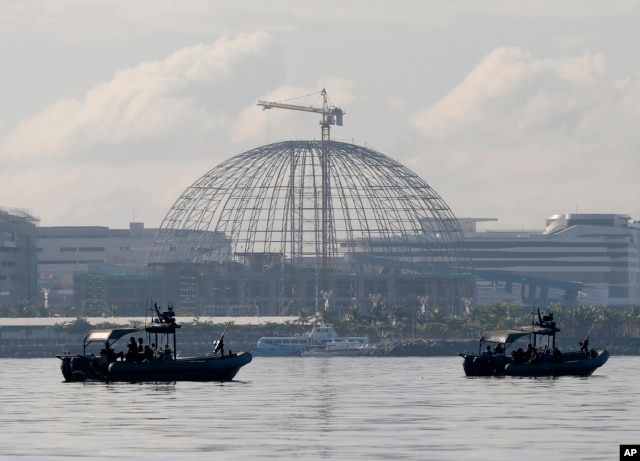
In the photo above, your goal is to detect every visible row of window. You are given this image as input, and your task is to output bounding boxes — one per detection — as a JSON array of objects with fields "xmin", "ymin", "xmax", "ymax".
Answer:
[
  {"xmin": 37, "ymin": 260, "xmax": 105, "ymax": 265},
  {"xmin": 0, "ymin": 274, "xmax": 24, "ymax": 281},
  {"xmin": 58, "ymin": 247, "xmax": 105, "ymax": 252}
]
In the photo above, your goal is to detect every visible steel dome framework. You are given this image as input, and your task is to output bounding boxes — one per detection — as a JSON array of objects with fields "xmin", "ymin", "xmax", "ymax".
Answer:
[{"xmin": 149, "ymin": 140, "xmax": 472, "ymax": 316}]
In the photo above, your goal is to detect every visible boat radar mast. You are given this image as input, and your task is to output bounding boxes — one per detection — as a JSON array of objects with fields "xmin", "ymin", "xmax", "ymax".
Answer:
[{"xmin": 257, "ymin": 88, "xmax": 345, "ymax": 141}]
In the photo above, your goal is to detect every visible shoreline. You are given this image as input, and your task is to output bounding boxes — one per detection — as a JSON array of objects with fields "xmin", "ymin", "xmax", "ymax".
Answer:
[{"xmin": 2, "ymin": 337, "xmax": 638, "ymax": 359}]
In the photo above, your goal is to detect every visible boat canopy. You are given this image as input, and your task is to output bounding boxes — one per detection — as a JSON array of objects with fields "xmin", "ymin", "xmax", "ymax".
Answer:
[
  {"xmin": 480, "ymin": 330, "xmax": 530, "ymax": 345},
  {"xmin": 84, "ymin": 328, "xmax": 143, "ymax": 345},
  {"xmin": 480, "ymin": 325, "xmax": 560, "ymax": 346}
]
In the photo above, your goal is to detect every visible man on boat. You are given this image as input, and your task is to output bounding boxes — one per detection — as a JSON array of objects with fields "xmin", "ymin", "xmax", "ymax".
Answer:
[
  {"xmin": 162, "ymin": 345, "xmax": 173, "ymax": 361},
  {"xmin": 143, "ymin": 344, "xmax": 154, "ymax": 362},
  {"xmin": 101, "ymin": 342, "xmax": 124, "ymax": 363},
  {"xmin": 126, "ymin": 337, "xmax": 142, "ymax": 362},
  {"xmin": 579, "ymin": 338, "xmax": 589, "ymax": 356},
  {"xmin": 525, "ymin": 343, "xmax": 536, "ymax": 361},
  {"xmin": 214, "ymin": 337, "xmax": 225, "ymax": 357}
]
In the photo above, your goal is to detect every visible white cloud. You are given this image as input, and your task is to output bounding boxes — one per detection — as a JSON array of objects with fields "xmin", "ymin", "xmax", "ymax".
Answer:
[
  {"xmin": 411, "ymin": 48, "xmax": 607, "ymax": 140},
  {"xmin": 0, "ymin": 32, "xmax": 279, "ymax": 226},
  {"xmin": 1, "ymin": 2, "xmax": 639, "ymax": 229},
  {"xmin": 0, "ymin": 33, "xmax": 272, "ymax": 163},
  {"xmin": 407, "ymin": 48, "xmax": 639, "ymax": 228}
]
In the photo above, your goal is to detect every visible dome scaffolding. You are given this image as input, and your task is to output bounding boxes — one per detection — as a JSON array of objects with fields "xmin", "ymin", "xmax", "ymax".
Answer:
[{"xmin": 149, "ymin": 140, "xmax": 472, "ymax": 316}]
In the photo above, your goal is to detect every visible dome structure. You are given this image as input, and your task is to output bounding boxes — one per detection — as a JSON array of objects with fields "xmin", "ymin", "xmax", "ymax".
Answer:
[{"xmin": 149, "ymin": 140, "xmax": 472, "ymax": 316}]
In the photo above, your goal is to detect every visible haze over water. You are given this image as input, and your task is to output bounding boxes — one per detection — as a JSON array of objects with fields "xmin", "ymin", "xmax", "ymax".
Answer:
[{"xmin": 1, "ymin": 356, "xmax": 637, "ymax": 460}]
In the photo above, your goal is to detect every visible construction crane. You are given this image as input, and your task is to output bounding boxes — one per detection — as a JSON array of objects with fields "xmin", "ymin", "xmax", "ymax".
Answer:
[
  {"xmin": 257, "ymin": 89, "xmax": 345, "ymax": 280},
  {"xmin": 257, "ymin": 88, "xmax": 345, "ymax": 141}
]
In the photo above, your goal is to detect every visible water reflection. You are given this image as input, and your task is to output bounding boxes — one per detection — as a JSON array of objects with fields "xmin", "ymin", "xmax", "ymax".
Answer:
[{"xmin": 0, "ymin": 356, "xmax": 637, "ymax": 460}]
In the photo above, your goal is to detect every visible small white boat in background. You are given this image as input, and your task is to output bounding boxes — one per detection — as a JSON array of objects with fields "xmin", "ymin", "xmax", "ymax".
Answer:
[
  {"xmin": 254, "ymin": 325, "xmax": 370, "ymax": 356},
  {"xmin": 254, "ymin": 336, "xmax": 310, "ymax": 356}
]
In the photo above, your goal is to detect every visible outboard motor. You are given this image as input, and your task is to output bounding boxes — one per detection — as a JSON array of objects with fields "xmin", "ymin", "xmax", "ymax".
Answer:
[
  {"xmin": 462, "ymin": 354, "xmax": 475, "ymax": 376},
  {"xmin": 472, "ymin": 356, "xmax": 494, "ymax": 376},
  {"xmin": 60, "ymin": 356, "xmax": 73, "ymax": 381},
  {"xmin": 68, "ymin": 356, "xmax": 92, "ymax": 381}
]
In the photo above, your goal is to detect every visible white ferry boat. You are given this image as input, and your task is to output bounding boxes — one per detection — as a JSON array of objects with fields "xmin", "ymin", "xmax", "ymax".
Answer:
[{"xmin": 254, "ymin": 325, "xmax": 370, "ymax": 356}]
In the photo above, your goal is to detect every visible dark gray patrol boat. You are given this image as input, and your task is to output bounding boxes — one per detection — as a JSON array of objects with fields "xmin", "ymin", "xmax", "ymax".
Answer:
[
  {"xmin": 460, "ymin": 310, "xmax": 608, "ymax": 377},
  {"xmin": 57, "ymin": 304, "xmax": 252, "ymax": 382}
]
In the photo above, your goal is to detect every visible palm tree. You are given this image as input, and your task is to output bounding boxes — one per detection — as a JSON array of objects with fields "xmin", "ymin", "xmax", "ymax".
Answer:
[
  {"xmin": 10, "ymin": 301, "xmax": 29, "ymax": 318},
  {"xmin": 296, "ymin": 307, "xmax": 313, "ymax": 326},
  {"xmin": 368, "ymin": 293, "xmax": 387, "ymax": 336},
  {"xmin": 388, "ymin": 302, "xmax": 405, "ymax": 327},
  {"xmin": 345, "ymin": 304, "xmax": 365, "ymax": 331}
]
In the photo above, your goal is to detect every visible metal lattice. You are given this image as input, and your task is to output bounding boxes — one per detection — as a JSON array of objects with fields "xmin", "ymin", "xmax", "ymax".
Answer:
[{"xmin": 148, "ymin": 140, "xmax": 471, "ymax": 314}]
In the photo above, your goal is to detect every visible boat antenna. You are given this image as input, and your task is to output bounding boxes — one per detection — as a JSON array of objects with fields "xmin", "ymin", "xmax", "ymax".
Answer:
[
  {"xmin": 579, "ymin": 323, "xmax": 595, "ymax": 355},
  {"xmin": 584, "ymin": 323, "xmax": 595, "ymax": 341}
]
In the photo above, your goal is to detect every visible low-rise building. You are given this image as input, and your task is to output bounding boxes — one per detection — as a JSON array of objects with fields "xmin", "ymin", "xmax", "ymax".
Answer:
[
  {"xmin": 5, "ymin": 208, "xmax": 640, "ymax": 314},
  {"xmin": 37, "ymin": 222, "xmax": 157, "ymax": 310}
]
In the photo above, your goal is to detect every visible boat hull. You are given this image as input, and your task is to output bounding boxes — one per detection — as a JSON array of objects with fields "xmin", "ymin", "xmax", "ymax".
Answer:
[
  {"xmin": 252, "ymin": 345, "xmax": 307, "ymax": 356},
  {"xmin": 504, "ymin": 349, "xmax": 609, "ymax": 377},
  {"xmin": 301, "ymin": 349, "xmax": 363, "ymax": 357},
  {"xmin": 461, "ymin": 349, "xmax": 609, "ymax": 377},
  {"xmin": 58, "ymin": 352, "xmax": 252, "ymax": 383}
]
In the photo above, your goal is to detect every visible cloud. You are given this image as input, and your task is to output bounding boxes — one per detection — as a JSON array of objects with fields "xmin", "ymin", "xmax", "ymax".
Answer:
[
  {"xmin": 0, "ymin": 32, "xmax": 281, "ymax": 227},
  {"xmin": 411, "ymin": 47, "xmax": 607, "ymax": 140},
  {"xmin": 407, "ymin": 47, "xmax": 640, "ymax": 227},
  {"xmin": 0, "ymin": 32, "xmax": 273, "ymax": 164}
]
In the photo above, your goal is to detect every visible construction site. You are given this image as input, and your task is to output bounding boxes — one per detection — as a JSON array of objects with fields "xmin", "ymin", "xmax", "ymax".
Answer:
[{"xmin": 144, "ymin": 90, "xmax": 474, "ymax": 317}]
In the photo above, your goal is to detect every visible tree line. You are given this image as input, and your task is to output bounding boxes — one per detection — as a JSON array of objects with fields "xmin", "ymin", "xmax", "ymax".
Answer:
[
  {"xmin": 294, "ymin": 301, "xmax": 640, "ymax": 342},
  {"xmin": 3, "ymin": 298, "xmax": 640, "ymax": 342}
]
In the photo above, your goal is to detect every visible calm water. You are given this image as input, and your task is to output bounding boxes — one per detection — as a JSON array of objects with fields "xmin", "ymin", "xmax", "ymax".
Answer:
[{"xmin": 0, "ymin": 355, "xmax": 637, "ymax": 460}]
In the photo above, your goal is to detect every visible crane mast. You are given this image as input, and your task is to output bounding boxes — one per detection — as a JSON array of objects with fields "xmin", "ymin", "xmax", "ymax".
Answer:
[
  {"xmin": 257, "ymin": 88, "xmax": 344, "ymax": 141},
  {"xmin": 257, "ymin": 89, "xmax": 346, "ymax": 286}
]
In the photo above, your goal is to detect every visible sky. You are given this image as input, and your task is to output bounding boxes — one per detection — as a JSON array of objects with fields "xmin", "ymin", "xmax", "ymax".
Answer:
[{"xmin": 1, "ymin": 1, "xmax": 639, "ymax": 231}]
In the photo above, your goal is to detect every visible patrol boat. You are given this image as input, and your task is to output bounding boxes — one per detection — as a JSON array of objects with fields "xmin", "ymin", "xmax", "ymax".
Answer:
[
  {"xmin": 56, "ymin": 304, "xmax": 252, "ymax": 382},
  {"xmin": 459, "ymin": 310, "xmax": 608, "ymax": 377}
]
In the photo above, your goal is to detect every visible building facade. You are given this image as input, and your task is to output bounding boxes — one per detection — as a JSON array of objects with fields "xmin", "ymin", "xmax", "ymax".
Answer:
[
  {"xmin": 0, "ymin": 207, "xmax": 39, "ymax": 308},
  {"xmin": 464, "ymin": 214, "xmax": 640, "ymax": 307},
  {"xmin": 37, "ymin": 223, "xmax": 157, "ymax": 311},
  {"xmin": 4, "ymin": 211, "xmax": 639, "ymax": 315}
]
